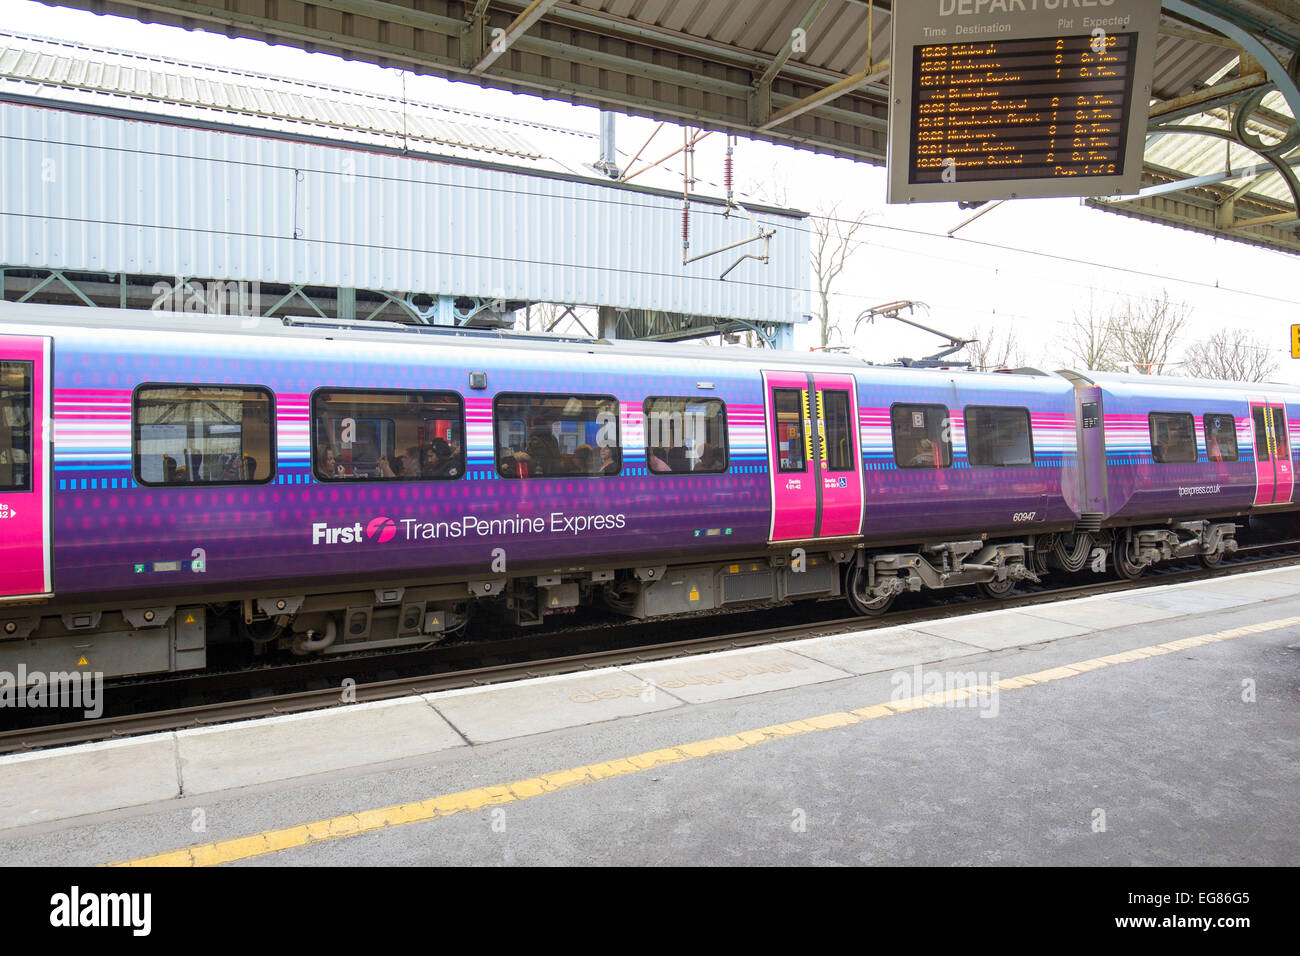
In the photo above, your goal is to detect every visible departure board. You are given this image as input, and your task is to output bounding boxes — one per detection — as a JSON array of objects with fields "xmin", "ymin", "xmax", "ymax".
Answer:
[
  {"xmin": 887, "ymin": 1, "xmax": 1161, "ymax": 204},
  {"xmin": 911, "ymin": 33, "xmax": 1136, "ymax": 184}
]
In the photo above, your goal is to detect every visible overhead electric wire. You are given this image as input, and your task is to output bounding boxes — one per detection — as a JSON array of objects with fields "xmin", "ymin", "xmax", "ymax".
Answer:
[
  {"xmin": 804, "ymin": 211, "xmax": 1300, "ymax": 308},
  {"xmin": 7, "ymin": 118, "xmax": 1296, "ymax": 319}
]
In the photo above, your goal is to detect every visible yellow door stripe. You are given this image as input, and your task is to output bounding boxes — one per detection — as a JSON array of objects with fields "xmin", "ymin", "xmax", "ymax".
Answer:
[
  {"xmin": 110, "ymin": 615, "xmax": 1300, "ymax": 867},
  {"xmin": 800, "ymin": 388, "xmax": 814, "ymax": 464}
]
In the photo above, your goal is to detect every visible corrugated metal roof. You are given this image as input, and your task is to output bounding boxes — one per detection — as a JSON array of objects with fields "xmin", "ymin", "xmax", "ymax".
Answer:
[
  {"xmin": 6, "ymin": 3, "xmax": 1299, "ymax": 251},
  {"xmin": 1146, "ymin": 92, "xmax": 1295, "ymax": 207},
  {"xmin": 1150, "ymin": 31, "xmax": 1242, "ymax": 101},
  {"xmin": 573, "ymin": 1, "xmax": 1287, "ymax": 102},
  {"xmin": 31, "ymin": 1, "xmax": 1299, "ymax": 160},
  {"xmin": 0, "ymin": 31, "xmax": 571, "ymax": 164}
]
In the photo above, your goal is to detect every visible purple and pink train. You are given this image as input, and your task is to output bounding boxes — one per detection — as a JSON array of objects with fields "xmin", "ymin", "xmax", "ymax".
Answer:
[{"xmin": 0, "ymin": 302, "xmax": 1296, "ymax": 681}]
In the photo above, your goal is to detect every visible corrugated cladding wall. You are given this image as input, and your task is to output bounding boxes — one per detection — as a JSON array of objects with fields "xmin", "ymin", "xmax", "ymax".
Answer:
[{"xmin": 0, "ymin": 101, "xmax": 809, "ymax": 322}]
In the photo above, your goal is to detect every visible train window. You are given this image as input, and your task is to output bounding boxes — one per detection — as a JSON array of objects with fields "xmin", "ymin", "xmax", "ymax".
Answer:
[
  {"xmin": 965, "ymin": 406, "xmax": 1033, "ymax": 467},
  {"xmin": 773, "ymin": 388, "xmax": 807, "ymax": 473},
  {"xmin": 892, "ymin": 404, "xmax": 952, "ymax": 469},
  {"xmin": 1272, "ymin": 407, "xmax": 1290, "ymax": 459},
  {"xmin": 643, "ymin": 397, "xmax": 728, "ymax": 474},
  {"xmin": 0, "ymin": 361, "xmax": 32, "ymax": 493},
  {"xmin": 1203, "ymin": 414, "xmax": 1238, "ymax": 463},
  {"xmin": 1149, "ymin": 412, "xmax": 1197, "ymax": 464},
  {"xmin": 1251, "ymin": 406, "xmax": 1290, "ymax": 463},
  {"xmin": 494, "ymin": 393, "xmax": 620, "ymax": 478},
  {"xmin": 313, "ymin": 390, "xmax": 465, "ymax": 481},
  {"xmin": 1252, "ymin": 407, "xmax": 1270, "ymax": 462},
  {"xmin": 822, "ymin": 389, "xmax": 855, "ymax": 472},
  {"xmin": 134, "ymin": 384, "xmax": 275, "ymax": 486}
]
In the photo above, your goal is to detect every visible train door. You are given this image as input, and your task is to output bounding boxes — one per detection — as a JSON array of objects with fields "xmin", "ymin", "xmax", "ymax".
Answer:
[
  {"xmin": 763, "ymin": 370, "xmax": 863, "ymax": 542},
  {"xmin": 1250, "ymin": 399, "xmax": 1294, "ymax": 506},
  {"xmin": 1075, "ymin": 386, "xmax": 1107, "ymax": 516},
  {"xmin": 0, "ymin": 334, "xmax": 52, "ymax": 601}
]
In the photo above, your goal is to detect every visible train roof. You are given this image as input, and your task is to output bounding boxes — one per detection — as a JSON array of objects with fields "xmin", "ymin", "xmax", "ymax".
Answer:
[
  {"xmin": 1068, "ymin": 369, "xmax": 1300, "ymax": 396},
  {"xmin": 6, "ymin": 301, "xmax": 1292, "ymax": 397},
  {"xmin": 0, "ymin": 300, "xmax": 1062, "ymax": 384}
]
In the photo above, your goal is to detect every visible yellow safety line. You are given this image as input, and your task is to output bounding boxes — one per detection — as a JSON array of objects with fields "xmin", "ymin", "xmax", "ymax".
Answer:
[{"xmin": 111, "ymin": 615, "xmax": 1300, "ymax": 867}]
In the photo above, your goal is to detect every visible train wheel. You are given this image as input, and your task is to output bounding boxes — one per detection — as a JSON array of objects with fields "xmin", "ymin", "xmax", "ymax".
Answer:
[
  {"xmin": 978, "ymin": 577, "xmax": 1016, "ymax": 600},
  {"xmin": 846, "ymin": 566, "xmax": 898, "ymax": 617},
  {"xmin": 1199, "ymin": 549, "xmax": 1224, "ymax": 568},
  {"xmin": 1113, "ymin": 538, "xmax": 1145, "ymax": 580},
  {"xmin": 850, "ymin": 590, "xmax": 897, "ymax": 616}
]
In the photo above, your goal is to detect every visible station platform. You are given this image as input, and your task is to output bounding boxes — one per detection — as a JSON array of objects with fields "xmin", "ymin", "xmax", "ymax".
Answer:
[{"xmin": 1, "ymin": 566, "xmax": 1298, "ymax": 866}]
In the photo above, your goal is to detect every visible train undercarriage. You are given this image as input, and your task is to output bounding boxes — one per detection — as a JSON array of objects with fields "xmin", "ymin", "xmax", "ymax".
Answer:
[
  {"xmin": 0, "ymin": 516, "xmax": 1250, "ymax": 685},
  {"xmin": 844, "ymin": 519, "xmax": 1241, "ymax": 615}
]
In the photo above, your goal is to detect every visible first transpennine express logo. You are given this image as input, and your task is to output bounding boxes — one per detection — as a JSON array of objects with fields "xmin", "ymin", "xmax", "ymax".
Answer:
[{"xmin": 312, "ymin": 517, "xmax": 397, "ymax": 546}]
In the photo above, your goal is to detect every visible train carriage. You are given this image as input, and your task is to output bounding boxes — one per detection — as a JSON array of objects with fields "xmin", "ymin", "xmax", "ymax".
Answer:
[
  {"xmin": 1065, "ymin": 370, "xmax": 1299, "ymax": 577},
  {"xmin": 1, "ymin": 302, "xmax": 1296, "ymax": 683}
]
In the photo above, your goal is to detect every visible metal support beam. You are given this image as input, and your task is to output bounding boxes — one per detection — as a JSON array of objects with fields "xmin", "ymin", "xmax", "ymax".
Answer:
[
  {"xmin": 1176, "ymin": 0, "xmax": 1300, "ymax": 49},
  {"xmin": 1164, "ymin": 0, "xmax": 1300, "ymax": 121},
  {"xmin": 619, "ymin": 131, "xmax": 710, "ymax": 184},
  {"xmin": 1158, "ymin": 20, "xmax": 1241, "ymax": 48},
  {"xmin": 1222, "ymin": 168, "xmax": 1270, "ymax": 203},
  {"xmin": 597, "ymin": 305, "xmax": 619, "ymax": 340},
  {"xmin": 461, "ymin": 4, "xmax": 487, "ymax": 70},
  {"xmin": 337, "ymin": 287, "xmax": 356, "ymax": 321},
  {"xmin": 1125, "ymin": 153, "xmax": 1300, "ymax": 199},
  {"xmin": 749, "ymin": 0, "xmax": 833, "ymax": 125},
  {"xmin": 1166, "ymin": 125, "xmax": 1297, "ymax": 203},
  {"xmin": 1228, "ymin": 211, "xmax": 1298, "ymax": 228},
  {"xmin": 758, "ymin": 63, "xmax": 889, "ymax": 131},
  {"xmin": 263, "ymin": 284, "xmax": 328, "ymax": 319},
  {"xmin": 0, "ymin": 267, "xmax": 477, "ymax": 322},
  {"xmin": 15, "ymin": 269, "xmax": 96, "ymax": 307},
  {"xmin": 470, "ymin": 0, "xmax": 559, "ymax": 75},
  {"xmin": 595, "ymin": 111, "xmax": 620, "ymax": 178},
  {"xmin": 757, "ymin": 0, "xmax": 833, "ymax": 92},
  {"xmin": 1147, "ymin": 71, "xmax": 1270, "ymax": 122}
]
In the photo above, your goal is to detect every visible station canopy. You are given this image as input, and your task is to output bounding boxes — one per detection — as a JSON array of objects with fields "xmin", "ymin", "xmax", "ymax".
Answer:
[{"xmin": 39, "ymin": 0, "xmax": 1300, "ymax": 253}]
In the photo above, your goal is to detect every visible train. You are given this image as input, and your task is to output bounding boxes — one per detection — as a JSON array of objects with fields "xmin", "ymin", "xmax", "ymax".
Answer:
[{"xmin": 0, "ymin": 301, "xmax": 1296, "ymax": 682}]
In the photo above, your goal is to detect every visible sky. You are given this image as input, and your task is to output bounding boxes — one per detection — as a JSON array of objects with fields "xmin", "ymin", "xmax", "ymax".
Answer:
[{"xmin": 5, "ymin": 1, "xmax": 1299, "ymax": 380}]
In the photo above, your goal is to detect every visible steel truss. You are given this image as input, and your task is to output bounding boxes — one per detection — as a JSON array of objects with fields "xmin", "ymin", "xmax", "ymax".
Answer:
[
  {"xmin": 1, "ymin": 266, "xmax": 800, "ymax": 348},
  {"xmin": 0, "ymin": 267, "xmax": 523, "ymax": 328},
  {"xmin": 1091, "ymin": 1, "xmax": 1299, "ymax": 253}
]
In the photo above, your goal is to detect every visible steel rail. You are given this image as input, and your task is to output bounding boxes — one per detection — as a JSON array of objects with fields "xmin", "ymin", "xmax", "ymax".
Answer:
[{"xmin": 2, "ymin": 544, "xmax": 1298, "ymax": 755}]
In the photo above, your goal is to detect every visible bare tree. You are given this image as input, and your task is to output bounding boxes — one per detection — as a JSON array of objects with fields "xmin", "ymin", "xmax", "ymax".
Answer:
[
  {"xmin": 1061, "ymin": 295, "xmax": 1123, "ymax": 371},
  {"xmin": 520, "ymin": 302, "xmax": 559, "ymax": 332},
  {"xmin": 960, "ymin": 323, "xmax": 1027, "ymax": 371},
  {"xmin": 1181, "ymin": 329, "xmax": 1278, "ymax": 382},
  {"xmin": 1113, "ymin": 290, "xmax": 1191, "ymax": 375},
  {"xmin": 809, "ymin": 202, "xmax": 870, "ymax": 348}
]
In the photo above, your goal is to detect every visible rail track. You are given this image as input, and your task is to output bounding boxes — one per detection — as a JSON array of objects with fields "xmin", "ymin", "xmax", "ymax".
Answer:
[{"xmin": 3, "ymin": 541, "xmax": 1299, "ymax": 755}]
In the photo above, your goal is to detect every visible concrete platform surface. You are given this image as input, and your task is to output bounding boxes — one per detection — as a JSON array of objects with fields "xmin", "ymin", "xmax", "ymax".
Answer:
[
  {"xmin": 906, "ymin": 608, "xmax": 1091, "ymax": 650},
  {"xmin": 0, "ymin": 564, "xmax": 1297, "ymax": 856},
  {"xmin": 429, "ymin": 668, "xmax": 679, "ymax": 744},
  {"xmin": 624, "ymin": 646, "xmax": 851, "ymax": 703},
  {"xmin": 176, "ymin": 698, "xmax": 467, "ymax": 794},
  {"xmin": 0, "ymin": 734, "xmax": 177, "ymax": 830}
]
